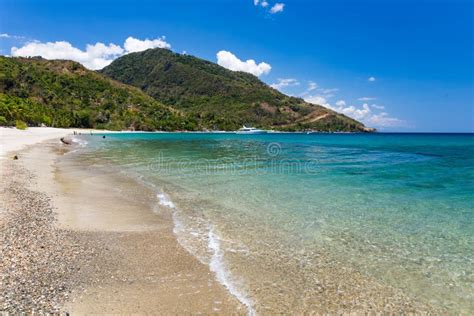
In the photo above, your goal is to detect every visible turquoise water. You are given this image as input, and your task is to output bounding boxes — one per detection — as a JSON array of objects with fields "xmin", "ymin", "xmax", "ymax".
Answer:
[{"xmin": 74, "ymin": 133, "xmax": 473, "ymax": 313}]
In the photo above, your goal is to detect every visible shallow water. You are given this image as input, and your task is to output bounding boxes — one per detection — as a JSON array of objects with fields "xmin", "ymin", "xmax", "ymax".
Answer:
[{"xmin": 73, "ymin": 132, "xmax": 474, "ymax": 313}]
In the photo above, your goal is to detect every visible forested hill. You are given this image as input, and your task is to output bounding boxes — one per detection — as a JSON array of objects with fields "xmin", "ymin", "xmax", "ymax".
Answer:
[
  {"xmin": 0, "ymin": 53, "xmax": 371, "ymax": 132},
  {"xmin": 0, "ymin": 56, "xmax": 196, "ymax": 130},
  {"xmin": 100, "ymin": 48, "xmax": 370, "ymax": 132}
]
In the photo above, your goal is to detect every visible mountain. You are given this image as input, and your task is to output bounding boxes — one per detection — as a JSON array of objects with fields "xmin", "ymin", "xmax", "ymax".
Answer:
[
  {"xmin": 101, "ymin": 48, "xmax": 371, "ymax": 132},
  {"xmin": 0, "ymin": 53, "xmax": 372, "ymax": 132},
  {"xmin": 0, "ymin": 56, "xmax": 196, "ymax": 130}
]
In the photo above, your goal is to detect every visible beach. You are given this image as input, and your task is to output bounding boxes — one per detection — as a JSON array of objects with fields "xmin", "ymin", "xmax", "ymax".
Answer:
[
  {"xmin": 1, "ymin": 128, "xmax": 471, "ymax": 314},
  {"xmin": 0, "ymin": 127, "xmax": 244, "ymax": 313}
]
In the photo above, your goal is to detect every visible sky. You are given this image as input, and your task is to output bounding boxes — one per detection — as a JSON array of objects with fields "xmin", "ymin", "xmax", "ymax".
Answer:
[{"xmin": 1, "ymin": 0, "xmax": 473, "ymax": 132}]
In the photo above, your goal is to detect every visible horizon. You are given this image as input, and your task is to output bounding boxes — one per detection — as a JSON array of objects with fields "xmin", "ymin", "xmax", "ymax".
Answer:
[{"xmin": 1, "ymin": 0, "xmax": 472, "ymax": 132}]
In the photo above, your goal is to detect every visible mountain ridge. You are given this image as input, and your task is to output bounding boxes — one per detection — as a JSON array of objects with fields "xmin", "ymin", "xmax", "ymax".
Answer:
[
  {"xmin": 100, "ymin": 48, "xmax": 372, "ymax": 132},
  {"xmin": 0, "ymin": 52, "xmax": 373, "ymax": 132}
]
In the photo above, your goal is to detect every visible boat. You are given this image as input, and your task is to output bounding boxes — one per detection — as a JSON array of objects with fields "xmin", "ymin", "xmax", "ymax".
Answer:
[{"xmin": 236, "ymin": 126, "xmax": 268, "ymax": 134}]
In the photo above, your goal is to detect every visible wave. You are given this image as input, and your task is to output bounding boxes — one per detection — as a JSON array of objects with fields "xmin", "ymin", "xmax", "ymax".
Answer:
[
  {"xmin": 63, "ymin": 136, "xmax": 89, "ymax": 155},
  {"xmin": 156, "ymin": 191, "xmax": 255, "ymax": 315},
  {"xmin": 208, "ymin": 226, "xmax": 255, "ymax": 316},
  {"xmin": 71, "ymin": 136, "xmax": 88, "ymax": 147}
]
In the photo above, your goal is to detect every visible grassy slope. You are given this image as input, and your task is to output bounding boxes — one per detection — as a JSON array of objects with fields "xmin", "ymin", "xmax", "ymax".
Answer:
[{"xmin": 100, "ymin": 48, "xmax": 369, "ymax": 132}]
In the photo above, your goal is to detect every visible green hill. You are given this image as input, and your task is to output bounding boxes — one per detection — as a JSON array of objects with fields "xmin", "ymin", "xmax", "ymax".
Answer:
[
  {"xmin": 101, "ymin": 48, "xmax": 370, "ymax": 132},
  {"xmin": 0, "ymin": 56, "xmax": 196, "ymax": 130},
  {"xmin": 0, "ymin": 52, "xmax": 371, "ymax": 132}
]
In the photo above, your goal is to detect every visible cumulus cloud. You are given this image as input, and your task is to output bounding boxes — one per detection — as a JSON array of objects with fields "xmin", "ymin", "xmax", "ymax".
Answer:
[
  {"xmin": 305, "ymin": 95, "xmax": 330, "ymax": 108},
  {"xmin": 254, "ymin": 0, "xmax": 271, "ymax": 9},
  {"xmin": 11, "ymin": 41, "xmax": 124, "ymax": 70},
  {"xmin": 123, "ymin": 36, "xmax": 170, "ymax": 53},
  {"xmin": 335, "ymin": 100, "xmax": 346, "ymax": 107},
  {"xmin": 10, "ymin": 36, "xmax": 171, "ymax": 70},
  {"xmin": 302, "ymin": 81, "xmax": 401, "ymax": 128},
  {"xmin": 216, "ymin": 50, "xmax": 271, "ymax": 76},
  {"xmin": 368, "ymin": 76, "xmax": 376, "ymax": 82},
  {"xmin": 254, "ymin": 1, "xmax": 285, "ymax": 14},
  {"xmin": 270, "ymin": 78, "xmax": 299, "ymax": 90},
  {"xmin": 365, "ymin": 112, "xmax": 403, "ymax": 127},
  {"xmin": 270, "ymin": 3, "xmax": 285, "ymax": 13},
  {"xmin": 305, "ymin": 95, "xmax": 402, "ymax": 128},
  {"xmin": 339, "ymin": 103, "xmax": 372, "ymax": 120}
]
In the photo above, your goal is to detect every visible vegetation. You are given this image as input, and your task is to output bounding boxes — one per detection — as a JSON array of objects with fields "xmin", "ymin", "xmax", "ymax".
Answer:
[
  {"xmin": 0, "ymin": 56, "xmax": 197, "ymax": 130},
  {"xmin": 15, "ymin": 120, "xmax": 27, "ymax": 130},
  {"xmin": 0, "ymin": 52, "xmax": 370, "ymax": 132},
  {"xmin": 101, "ymin": 48, "xmax": 369, "ymax": 131}
]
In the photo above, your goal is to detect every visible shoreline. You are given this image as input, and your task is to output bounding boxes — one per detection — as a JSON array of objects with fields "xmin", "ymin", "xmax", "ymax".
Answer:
[
  {"xmin": 0, "ymin": 136, "xmax": 245, "ymax": 313},
  {"xmin": 0, "ymin": 127, "xmax": 119, "ymax": 159},
  {"xmin": 0, "ymin": 128, "xmax": 451, "ymax": 313}
]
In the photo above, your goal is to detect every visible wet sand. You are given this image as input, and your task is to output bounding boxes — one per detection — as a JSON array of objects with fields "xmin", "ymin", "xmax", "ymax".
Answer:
[{"xmin": 0, "ymin": 140, "xmax": 244, "ymax": 314}]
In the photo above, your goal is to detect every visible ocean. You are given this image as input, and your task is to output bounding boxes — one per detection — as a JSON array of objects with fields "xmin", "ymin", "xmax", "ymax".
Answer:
[{"xmin": 71, "ymin": 132, "xmax": 474, "ymax": 313}]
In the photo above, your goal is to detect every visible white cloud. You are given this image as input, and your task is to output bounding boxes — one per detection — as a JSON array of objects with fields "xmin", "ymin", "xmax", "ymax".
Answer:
[
  {"xmin": 303, "ymin": 82, "xmax": 401, "ymax": 128},
  {"xmin": 340, "ymin": 103, "xmax": 372, "ymax": 120},
  {"xmin": 335, "ymin": 100, "xmax": 346, "ymax": 107},
  {"xmin": 308, "ymin": 81, "xmax": 318, "ymax": 91},
  {"xmin": 254, "ymin": 1, "xmax": 284, "ymax": 14},
  {"xmin": 0, "ymin": 33, "xmax": 25, "ymax": 40},
  {"xmin": 371, "ymin": 104, "xmax": 385, "ymax": 110},
  {"xmin": 300, "ymin": 82, "xmax": 339, "ymax": 98},
  {"xmin": 368, "ymin": 76, "xmax": 376, "ymax": 82},
  {"xmin": 358, "ymin": 97, "xmax": 376, "ymax": 101},
  {"xmin": 11, "ymin": 41, "xmax": 124, "ymax": 70},
  {"xmin": 306, "ymin": 96, "xmax": 402, "ymax": 128},
  {"xmin": 305, "ymin": 95, "xmax": 330, "ymax": 107},
  {"xmin": 366, "ymin": 112, "xmax": 403, "ymax": 127},
  {"xmin": 216, "ymin": 50, "xmax": 271, "ymax": 76},
  {"xmin": 123, "ymin": 36, "xmax": 170, "ymax": 53},
  {"xmin": 254, "ymin": 0, "xmax": 269, "ymax": 7},
  {"xmin": 321, "ymin": 88, "xmax": 338, "ymax": 94},
  {"xmin": 270, "ymin": 78, "xmax": 299, "ymax": 90},
  {"xmin": 270, "ymin": 3, "xmax": 285, "ymax": 13},
  {"xmin": 334, "ymin": 103, "xmax": 401, "ymax": 127},
  {"xmin": 10, "ymin": 36, "xmax": 171, "ymax": 70}
]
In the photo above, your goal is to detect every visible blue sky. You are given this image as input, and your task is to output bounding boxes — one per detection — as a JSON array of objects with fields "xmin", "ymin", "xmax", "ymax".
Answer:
[{"xmin": 1, "ymin": 0, "xmax": 473, "ymax": 132}]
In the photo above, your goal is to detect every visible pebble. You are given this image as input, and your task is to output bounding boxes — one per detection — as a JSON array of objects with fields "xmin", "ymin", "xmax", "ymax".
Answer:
[{"xmin": 0, "ymin": 163, "xmax": 96, "ymax": 313}]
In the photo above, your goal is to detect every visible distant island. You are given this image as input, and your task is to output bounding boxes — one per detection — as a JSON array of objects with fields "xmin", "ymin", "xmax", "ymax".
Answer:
[{"xmin": 0, "ymin": 51, "xmax": 373, "ymax": 132}]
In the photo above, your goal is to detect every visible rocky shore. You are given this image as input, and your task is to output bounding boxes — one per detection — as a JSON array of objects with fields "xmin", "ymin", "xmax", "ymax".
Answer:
[{"xmin": 0, "ymin": 158, "xmax": 95, "ymax": 312}]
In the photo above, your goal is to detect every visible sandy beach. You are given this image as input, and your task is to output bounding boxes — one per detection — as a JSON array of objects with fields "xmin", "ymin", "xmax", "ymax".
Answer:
[{"xmin": 0, "ymin": 128, "xmax": 244, "ymax": 313}]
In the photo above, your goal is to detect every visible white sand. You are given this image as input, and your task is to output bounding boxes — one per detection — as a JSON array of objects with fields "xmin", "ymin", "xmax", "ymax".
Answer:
[
  {"xmin": 0, "ymin": 127, "xmax": 114, "ymax": 159},
  {"xmin": 0, "ymin": 127, "xmax": 72, "ymax": 159}
]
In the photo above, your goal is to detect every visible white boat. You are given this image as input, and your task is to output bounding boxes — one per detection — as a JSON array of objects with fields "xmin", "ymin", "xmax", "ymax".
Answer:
[{"xmin": 236, "ymin": 126, "xmax": 268, "ymax": 134}]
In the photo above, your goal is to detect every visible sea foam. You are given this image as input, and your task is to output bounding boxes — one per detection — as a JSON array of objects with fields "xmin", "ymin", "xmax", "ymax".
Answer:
[{"xmin": 156, "ymin": 191, "xmax": 255, "ymax": 315}]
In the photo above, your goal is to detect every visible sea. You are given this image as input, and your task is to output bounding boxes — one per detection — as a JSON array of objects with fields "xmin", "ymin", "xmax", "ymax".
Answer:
[{"xmin": 70, "ymin": 132, "xmax": 473, "ymax": 314}]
